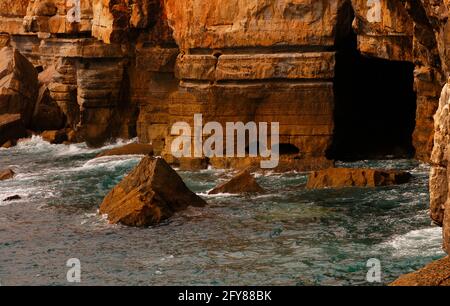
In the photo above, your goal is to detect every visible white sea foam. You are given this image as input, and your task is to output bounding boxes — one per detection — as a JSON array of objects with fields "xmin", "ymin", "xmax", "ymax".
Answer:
[
  {"xmin": 81, "ymin": 155, "xmax": 142, "ymax": 170},
  {"xmin": 199, "ymin": 191, "xmax": 237, "ymax": 198},
  {"xmin": 14, "ymin": 135, "xmax": 138, "ymax": 157},
  {"xmin": 379, "ymin": 227, "xmax": 445, "ymax": 258}
]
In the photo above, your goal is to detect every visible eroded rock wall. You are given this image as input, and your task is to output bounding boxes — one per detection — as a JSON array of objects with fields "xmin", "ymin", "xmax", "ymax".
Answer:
[{"xmin": 0, "ymin": 0, "xmax": 448, "ymax": 167}]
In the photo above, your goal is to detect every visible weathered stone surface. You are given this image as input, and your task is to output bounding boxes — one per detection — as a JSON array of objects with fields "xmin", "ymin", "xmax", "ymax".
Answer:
[
  {"xmin": 41, "ymin": 129, "xmax": 67, "ymax": 144},
  {"xmin": 99, "ymin": 157, "xmax": 207, "ymax": 227},
  {"xmin": 165, "ymin": 0, "xmax": 344, "ymax": 50},
  {"xmin": 23, "ymin": 0, "xmax": 92, "ymax": 34},
  {"xmin": 307, "ymin": 168, "xmax": 412, "ymax": 189},
  {"xmin": 176, "ymin": 52, "xmax": 336, "ymax": 81},
  {"xmin": 30, "ymin": 65, "xmax": 65, "ymax": 131},
  {"xmin": 209, "ymin": 169, "xmax": 265, "ymax": 195},
  {"xmin": 391, "ymin": 256, "xmax": 450, "ymax": 286},
  {"xmin": 96, "ymin": 143, "xmax": 154, "ymax": 158},
  {"xmin": 0, "ymin": 169, "xmax": 15, "ymax": 181},
  {"xmin": 0, "ymin": 113, "xmax": 27, "ymax": 146},
  {"xmin": 0, "ymin": 0, "xmax": 30, "ymax": 34},
  {"xmin": 0, "ymin": 47, "xmax": 38, "ymax": 126}
]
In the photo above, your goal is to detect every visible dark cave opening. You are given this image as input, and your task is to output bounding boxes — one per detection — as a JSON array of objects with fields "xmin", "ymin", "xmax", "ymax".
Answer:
[
  {"xmin": 328, "ymin": 10, "xmax": 417, "ymax": 161},
  {"xmin": 279, "ymin": 143, "xmax": 301, "ymax": 155}
]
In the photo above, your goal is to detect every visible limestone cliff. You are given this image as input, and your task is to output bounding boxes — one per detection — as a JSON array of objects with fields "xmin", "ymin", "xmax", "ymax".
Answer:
[{"xmin": 0, "ymin": 0, "xmax": 448, "ymax": 166}]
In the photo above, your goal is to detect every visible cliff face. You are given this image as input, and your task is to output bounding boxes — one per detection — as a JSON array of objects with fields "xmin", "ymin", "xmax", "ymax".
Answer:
[{"xmin": 0, "ymin": 1, "xmax": 448, "ymax": 166}]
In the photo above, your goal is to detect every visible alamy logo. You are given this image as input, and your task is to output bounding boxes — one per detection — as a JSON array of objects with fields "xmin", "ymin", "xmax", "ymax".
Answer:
[
  {"xmin": 366, "ymin": 258, "xmax": 381, "ymax": 283},
  {"xmin": 66, "ymin": 0, "xmax": 81, "ymax": 23},
  {"xmin": 171, "ymin": 114, "xmax": 280, "ymax": 169},
  {"xmin": 66, "ymin": 258, "xmax": 81, "ymax": 283},
  {"xmin": 367, "ymin": 0, "xmax": 382, "ymax": 23}
]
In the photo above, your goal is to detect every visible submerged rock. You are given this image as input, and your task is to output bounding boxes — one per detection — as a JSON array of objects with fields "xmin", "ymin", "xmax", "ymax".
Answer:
[
  {"xmin": 306, "ymin": 168, "xmax": 412, "ymax": 189},
  {"xmin": 209, "ymin": 169, "xmax": 265, "ymax": 195},
  {"xmin": 99, "ymin": 157, "xmax": 206, "ymax": 227},
  {"xmin": 30, "ymin": 65, "xmax": 65, "ymax": 131},
  {"xmin": 3, "ymin": 195, "xmax": 21, "ymax": 202},
  {"xmin": 96, "ymin": 143, "xmax": 154, "ymax": 158},
  {"xmin": 430, "ymin": 79, "xmax": 450, "ymax": 252},
  {"xmin": 390, "ymin": 256, "xmax": 450, "ymax": 286},
  {"xmin": 0, "ymin": 168, "xmax": 15, "ymax": 181}
]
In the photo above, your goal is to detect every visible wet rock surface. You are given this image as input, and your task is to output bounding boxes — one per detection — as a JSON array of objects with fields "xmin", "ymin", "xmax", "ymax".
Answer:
[
  {"xmin": 209, "ymin": 169, "xmax": 265, "ymax": 195},
  {"xmin": 307, "ymin": 168, "xmax": 412, "ymax": 189},
  {"xmin": 99, "ymin": 157, "xmax": 207, "ymax": 227},
  {"xmin": 0, "ymin": 168, "xmax": 15, "ymax": 181}
]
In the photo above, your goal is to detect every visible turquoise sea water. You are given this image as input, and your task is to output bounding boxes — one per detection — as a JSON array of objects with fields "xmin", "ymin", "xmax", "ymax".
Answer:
[{"xmin": 0, "ymin": 137, "xmax": 445, "ymax": 285}]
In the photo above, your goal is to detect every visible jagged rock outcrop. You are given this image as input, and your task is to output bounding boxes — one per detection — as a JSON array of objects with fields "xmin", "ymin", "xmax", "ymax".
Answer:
[
  {"xmin": 0, "ymin": 46, "xmax": 38, "ymax": 125},
  {"xmin": 99, "ymin": 157, "xmax": 207, "ymax": 227},
  {"xmin": 209, "ymin": 169, "xmax": 265, "ymax": 195},
  {"xmin": 3, "ymin": 195, "xmax": 21, "ymax": 201},
  {"xmin": 41, "ymin": 129, "xmax": 67, "ymax": 144},
  {"xmin": 307, "ymin": 168, "xmax": 412, "ymax": 189},
  {"xmin": 31, "ymin": 65, "xmax": 65, "ymax": 131}
]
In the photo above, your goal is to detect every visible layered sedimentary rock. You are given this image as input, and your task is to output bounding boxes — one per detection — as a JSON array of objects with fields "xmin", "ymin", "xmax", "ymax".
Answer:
[
  {"xmin": 0, "ymin": 46, "xmax": 38, "ymax": 125},
  {"xmin": 0, "ymin": 0, "xmax": 448, "ymax": 167},
  {"xmin": 162, "ymin": 0, "xmax": 340, "ymax": 170},
  {"xmin": 208, "ymin": 169, "xmax": 265, "ymax": 195}
]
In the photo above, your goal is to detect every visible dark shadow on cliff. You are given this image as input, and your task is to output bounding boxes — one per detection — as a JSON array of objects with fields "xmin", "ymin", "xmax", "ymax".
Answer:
[{"xmin": 328, "ymin": 5, "xmax": 417, "ymax": 161}]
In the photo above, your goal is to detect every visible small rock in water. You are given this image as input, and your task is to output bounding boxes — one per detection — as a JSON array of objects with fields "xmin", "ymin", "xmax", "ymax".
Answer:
[
  {"xmin": 1, "ymin": 139, "xmax": 17, "ymax": 148},
  {"xmin": 306, "ymin": 168, "xmax": 412, "ymax": 189},
  {"xmin": 209, "ymin": 169, "xmax": 265, "ymax": 195},
  {"xmin": 0, "ymin": 169, "xmax": 15, "ymax": 181},
  {"xmin": 3, "ymin": 195, "xmax": 21, "ymax": 202}
]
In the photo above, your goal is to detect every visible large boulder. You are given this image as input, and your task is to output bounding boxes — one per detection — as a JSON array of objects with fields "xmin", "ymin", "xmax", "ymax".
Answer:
[
  {"xmin": 96, "ymin": 143, "xmax": 154, "ymax": 158},
  {"xmin": 209, "ymin": 169, "xmax": 265, "ymax": 195},
  {"xmin": 306, "ymin": 168, "xmax": 412, "ymax": 189},
  {"xmin": 0, "ymin": 113, "xmax": 27, "ymax": 147},
  {"xmin": 390, "ymin": 256, "xmax": 450, "ymax": 286},
  {"xmin": 99, "ymin": 157, "xmax": 207, "ymax": 227},
  {"xmin": 0, "ymin": 47, "xmax": 38, "ymax": 126},
  {"xmin": 0, "ymin": 169, "xmax": 15, "ymax": 181}
]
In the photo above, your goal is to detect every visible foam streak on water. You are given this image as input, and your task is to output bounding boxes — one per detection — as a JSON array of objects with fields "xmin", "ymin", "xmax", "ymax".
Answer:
[{"xmin": 0, "ymin": 140, "xmax": 445, "ymax": 285}]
